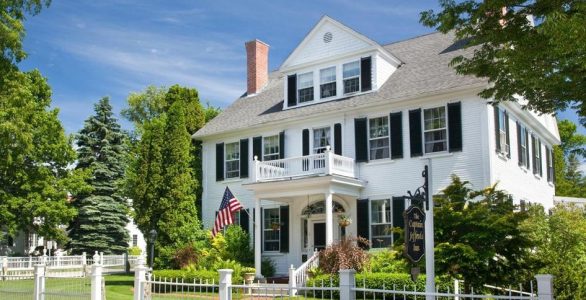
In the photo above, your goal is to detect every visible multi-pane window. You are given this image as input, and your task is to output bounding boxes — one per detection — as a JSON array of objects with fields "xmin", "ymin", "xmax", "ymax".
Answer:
[
  {"xmin": 320, "ymin": 67, "xmax": 336, "ymax": 99},
  {"xmin": 343, "ymin": 61, "xmax": 360, "ymax": 94},
  {"xmin": 533, "ymin": 136, "xmax": 542, "ymax": 175},
  {"xmin": 225, "ymin": 142, "xmax": 240, "ymax": 179},
  {"xmin": 498, "ymin": 109, "xmax": 509, "ymax": 154},
  {"xmin": 520, "ymin": 127, "xmax": 528, "ymax": 167},
  {"xmin": 313, "ymin": 127, "xmax": 331, "ymax": 154},
  {"xmin": 263, "ymin": 208, "xmax": 280, "ymax": 251},
  {"xmin": 423, "ymin": 107, "xmax": 447, "ymax": 153},
  {"xmin": 132, "ymin": 234, "xmax": 138, "ymax": 247},
  {"xmin": 547, "ymin": 147, "xmax": 554, "ymax": 183},
  {"xmin": 263, "ymin": 135, "xmax": 280, "ymax": 161},
  {"xmin": 298, "ymin": 72, "xmax": 314, "ymax": 103},
  {"xmin": 369, "ymin": 117, "xmax": 390, "ymax": 160},
  {"xmin": 371, "ymin": 199, "xmax": 392, "ymax": 248}
]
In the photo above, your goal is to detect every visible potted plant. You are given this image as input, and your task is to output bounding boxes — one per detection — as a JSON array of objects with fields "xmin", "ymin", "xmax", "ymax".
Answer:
[
  {"xmin": 338, "ymin": 215, "xmax": 352, "ymax": 227},
  {"xmin": 271, "ymin": 222, "xmax": 281, "ymax": 231},
  {"xmin": 242, "ymin": 267, "xmax": 256, "ymax": 283}
]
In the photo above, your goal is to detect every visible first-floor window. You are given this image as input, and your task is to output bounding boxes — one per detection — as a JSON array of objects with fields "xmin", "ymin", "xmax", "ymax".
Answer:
[
  {"xmin": 423, "ymin": 106, "xmax": 447, "ymax": 153},
  {"xmin": 225, "ymin": 142, "xmax": 240, "ymax": 178},
  {"xmin": 263, "ymin": 135, "xmax": 280, "ymax": 161},
  {"xmin": 132, "ymin": 235, "xmax": 138, "ymax": 247},
  {"xmin": 371, "ymin": 199, "xmax": 392, "ymax": 248},
  {"xmin": 369, "ymin": 116, "xmax": 390, "ymax": 160},
  {"xmin": 263, "ymin": 208, "xmax": 280, "ymax": 251}
]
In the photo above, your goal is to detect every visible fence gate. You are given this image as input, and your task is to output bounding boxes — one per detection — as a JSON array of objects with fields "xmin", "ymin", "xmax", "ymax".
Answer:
[
  {"xmin": 0, "ymin": 274, "xmax": 35, "ymax": 300},
  {"xmin": 42, "ymin": 267, "xmax": 91, "ymax": 300}
]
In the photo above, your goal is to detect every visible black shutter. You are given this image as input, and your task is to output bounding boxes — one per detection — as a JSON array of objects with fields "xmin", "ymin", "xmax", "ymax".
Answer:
[
  {"xmin": 409, "ymin": 109, "xmax": 423, "ymax": 157},
  {"xmin": 240, "ymin": 209, "xmax": 250, "ymax": 237},
  {"xmin": 505, "ymin": 111, "xmax": 510, "ymax": 157},
  {"xmin": 354, "ymin": 118, "xmax": 368, "ymax": 162},
  {"xmin": 552, "ymin": 149, "xmax": 556, "ymax": 183},
  {"xmin": 253, "ymin": 136, "xmax": 262, "ymax": 161},
  {"xmin": 279, "ymin": 131, "xmax": 285, "ymax": 159},
  {"xmin": 280, "ymin": 206, "xmax": 289, "ymax": 253},
  {"xmin": 216, "ymin": 143, "xmax": 224, "ymax": 181},
  {"xmin": 538, "ymin": 140, "xmax": 542, "ymax": 177},
  {"xmin": 287, "ymin": 74, "xmax": 297, "ymax": 107},
  {"xmin": 546, "ymin": 147, "xmax": 551, "ymax": 182},
  {"xmin": 447, "ymin": 102, "xmax": 462, "ymax": 152},
  {"xmin": 392, "ymin": 197, "xmax": 405, "ymax": 245},
  {"xmin": 517, "ymin": 122, "xmax": 523, "ymax": 166},
  {"xmin": 532, "ymin": 135, "xmax": 537, "ymax": 174},
  {"xmin": 260, "ymin": 208, "xmax": 263, "ymax": 253},
  {"xmin": 360, "ymin": 57, "xmax": 372, "ymax": 92},
  {"xmin": 390, "ymin": 112, "xmax": 403, "ymax": 159},
  {"xmin": 240, "ymin": 138, "xmax": 249, "ymax": 178},
  {"xmin": 356, "ymin": 199, "xmax": 370, "ymax": 249},
  {"xmin": 302, "ymin": 129, "xmax": 310, "ymax": 156},
  {"xmin": 334, "ymin": 123, "xmax": 342, "ymax": 155},
  {"xmin": 494, "ymin": 106, "xmax": 501, "ymax": 153}
]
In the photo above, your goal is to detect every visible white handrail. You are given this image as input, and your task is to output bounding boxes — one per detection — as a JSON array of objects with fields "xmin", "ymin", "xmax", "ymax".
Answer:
[{"xmin": 291, "ymin": 249, "xmax": 320, "ymax": 287}]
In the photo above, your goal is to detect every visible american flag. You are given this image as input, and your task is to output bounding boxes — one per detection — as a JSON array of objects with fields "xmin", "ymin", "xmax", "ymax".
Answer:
[{"xmin": 212, "ymin": 187, "xmax": 243, "ymax": 237}]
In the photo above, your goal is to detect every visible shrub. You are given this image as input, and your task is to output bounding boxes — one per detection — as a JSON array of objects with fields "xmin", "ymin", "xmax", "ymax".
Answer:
[
  {"xmin": 261, "ymin": 258, "xmax": 276, "ymax": 278},
  {"xmin": 172, "ymin": 244, "xmax": 198, "ymax": 269},
  {"xmin": 128, "ymin": 246, "xmax": 142, "ymax": 256},
  {"xmin": 319, "ymin": 236, "xmax": 369, "ymax": 274},
  {"xmin": 368, "ymin": 249, "xmax": 409, "ymax": 273},
  {"xmin": 155, "ymin": 267, "xmax": 242, "ymax": 284},
  {"xmin": 223, "ymin": 225, "xmax": 253, "ymax": 266}
]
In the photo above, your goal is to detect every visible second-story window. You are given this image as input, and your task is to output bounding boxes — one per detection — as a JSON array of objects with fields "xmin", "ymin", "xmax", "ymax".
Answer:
[
  {"xmin": 369, "ymin": 116, "xmax": 390, "ymax": 160},
  {"xmin": 225, "ymin": 142, "xmax": 240, "ymax": 179},
  {"xmin": 263, "ymin": 135, "xmax": 280, "ymax": 161},
  {"xmin": 423, "ymin": 106, "xmax": 447, "ymax": 153},
  {"xmin": 343, "ymin": 61, "xmax": 360, "ymax": 94},
  {"xmin": 519, "ymin": 126, "xmax": 528, "ymax": 167},
  {"xmin": 298, "ymin": 72, "xmax": 314, "ymax": 103},
  {"xmin": 313, "ymin": 127, "xmax": 331, "ymax": 154},
  {"xmin": 320, "ymin": 67, "xmax": 336, "ymax": 99}
]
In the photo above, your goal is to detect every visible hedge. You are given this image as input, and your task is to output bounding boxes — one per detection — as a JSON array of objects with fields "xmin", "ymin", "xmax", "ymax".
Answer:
[
  {"xmin": 305, "ymin": 273, "xmax": 453, "ymax": 299},
  {"xmin": 153, "ymin": 269, "xmax": 243, "ymax": 286}
]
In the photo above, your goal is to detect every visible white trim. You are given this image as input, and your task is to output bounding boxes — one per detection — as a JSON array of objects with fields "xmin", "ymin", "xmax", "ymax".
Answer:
[{"xmin": 422, "ymin": 105, "xmax": 448, "ymax": 154}]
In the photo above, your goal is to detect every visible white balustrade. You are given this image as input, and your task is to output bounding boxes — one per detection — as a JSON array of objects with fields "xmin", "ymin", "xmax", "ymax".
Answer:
[
  {"xmin": 290, "ymin": 249, "xmax": 320, "ymax": 288},
  {"xmin": 254, "ymin": 147, "xmax": 355, "ymax": 182}
]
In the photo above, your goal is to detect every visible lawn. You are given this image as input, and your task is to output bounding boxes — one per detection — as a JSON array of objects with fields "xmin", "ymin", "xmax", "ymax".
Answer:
[{"xmin": 105, "ymin": 274, "xmax": 135, "ymax": 300}]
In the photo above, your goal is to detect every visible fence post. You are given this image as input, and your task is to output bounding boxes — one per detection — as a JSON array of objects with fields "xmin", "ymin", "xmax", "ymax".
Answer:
[
  {"xmin": 339, "ymin": 269, "xmax": 356, "ymax": 300},
  {"xmin": 2, "ymin": 256, "xmax": 7, "ymax": 276},
  {"xmin": 33, "ymin": 263, "xmax": 45, "ymax": 300},
  {"xmin": 91, "ymin": 252, "xmax": 103, "ymax": 300},
  {"xmin": 454, "ymin": 279, "xmax": 460, "ymax": 300},
  {"xmin": 133, "ymin": 255, "xmax": 148, "ymax": 300},
  {"xmin": 535, "ymin": 274, "xmax": 553, "ymax": 300},
  {"xmin": 124, "ymin": 252, "xmax": 130, "ymax": 273},
  {"xmin": 219, "ymin": 269, "xmax": 233, "ymax": 300},
  {"xmin": 289, "ymin": 265, "xmax": 297, "ymax": 296}
]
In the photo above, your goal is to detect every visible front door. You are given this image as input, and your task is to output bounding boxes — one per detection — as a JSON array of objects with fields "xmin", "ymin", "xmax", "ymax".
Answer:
[{"xmin": 313, "ymin": 222, "xmax": 326, "ymax": 250}]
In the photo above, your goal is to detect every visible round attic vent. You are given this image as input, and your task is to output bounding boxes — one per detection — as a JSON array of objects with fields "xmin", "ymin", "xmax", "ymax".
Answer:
[{"xmin": 323, "ymin": 32, "xmax": 333, "ymax": 43}]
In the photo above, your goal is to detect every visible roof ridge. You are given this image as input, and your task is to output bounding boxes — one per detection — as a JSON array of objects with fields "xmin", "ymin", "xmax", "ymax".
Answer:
[{"xmin": 382, "ymin": 31, "xmax": 442, "ymax": 47}]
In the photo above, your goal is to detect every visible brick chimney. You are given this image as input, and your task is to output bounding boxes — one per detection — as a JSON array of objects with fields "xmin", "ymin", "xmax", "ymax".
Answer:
[{"xmin": 245, "ymin": 39, "xmax": 269, "ymax": 95}]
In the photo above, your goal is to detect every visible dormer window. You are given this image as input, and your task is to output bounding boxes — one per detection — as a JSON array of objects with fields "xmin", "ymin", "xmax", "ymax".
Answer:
[
  {"xmin": 343, "ymin": 61, "xmax": 360, "ymax": 94},
  {"xmin": 298, "ymin": 72, "xmax": 314, "ymax": 103},
  {"xmin": 320, "ymin": 67, "xmax": 336, "ymax": 99}
]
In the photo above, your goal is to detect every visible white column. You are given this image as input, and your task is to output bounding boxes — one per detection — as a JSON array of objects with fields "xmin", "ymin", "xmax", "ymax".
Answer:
[
  {"xmin": 91, "ymin": 258, "xmax": 103, "ymax": 300},
  {"xmin": 254, "ymin": 198, "xmax": 262, "ymax": 278},
  {"xmin": 133, "ymin": 255, "xmax": 147, "ymax": 300},
  {"xmin": 425, "ymin": 161, "xmax": 435, "ymax": 300},
  {"xmin": 288, "ymin": 265, "xmax": 297, "ymax": 296},
  {"xmin": 218, "ymin": 269, "xmax": 233, "ymax": 300},
  {"xmin": 325, "ymin": 191, "xmax": 333, "ymax": 246},
  {"xmin": 339, "ymin": 269, "xmax": 356, "ymax": 300},
  {"xmin": 535, "ymin": 274, "xmax": 554, "ymax": 300},
  {"xmin": 33, "ymin": 263, "xmax": 45, "ymax": 300}
]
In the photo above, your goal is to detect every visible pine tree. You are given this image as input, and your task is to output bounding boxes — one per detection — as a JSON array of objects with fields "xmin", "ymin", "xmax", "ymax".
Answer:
[{"xmin": 68, "ymin": 97, "xmax": 129, "ymax": 254}]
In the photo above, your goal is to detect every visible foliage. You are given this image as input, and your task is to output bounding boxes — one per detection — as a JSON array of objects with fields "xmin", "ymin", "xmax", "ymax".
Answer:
[
  {"xmin": 128, "ymin": 246, "xmax": 142, "ymax": 256},
  {"xmin": 153, "ymin": 269, "xmax": 221, "ymax": 283},
  {"xmin": 261, "ymin": 258, "xmax": 276, "ymax": 278},
  {"xmin": 420, "ymin": 1, "xmax": 586, "ymax": 125},
  {"xmin": 172, "ymin": 244, "xmax": 199, "ymax": 269},
  {"xmin": 319, "ymin": 236, "xmax": 370, "ymax": 274},
  {"xmin": 368, "ymin": 249, "xmax": 409, "ymax": 273},
  {"xmin": 307, "ymin": 273, "xmax": 453, "ymax": 299},
  {"xmin": 203, "ymin": 102, "xmax": 221, "ymax": 122},
  {"xmin": 222, "ymin": 225, "xmax": 253, "ymax": 266},
  {"xmin": 554, "ymin": 120, "xmax": 586, "ymax": 197},
  {"xmin": 433, "ymin": 175, "xmax": 538, "ymax": 291},
  {"xmin": 521, "ymin": 204, "xmax": 586, "ymax": 300},
  {"xmin": 0, "ymin": 70, "xmax": 88, "ymax": 242},
  {"xmin": 241, "ymin": 267, "xmax": 255, "ymax": 274},
  {"xmin": 68, "ymin": 97, "xmax": 129, "ymax": 254}
]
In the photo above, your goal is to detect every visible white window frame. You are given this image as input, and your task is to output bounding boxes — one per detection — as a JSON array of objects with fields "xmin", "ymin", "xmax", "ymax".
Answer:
[
  {"xmin": 132, "ymin": 234, "xmax": 138, "ymax": 247},
  {"xmin": 533, "ymin": 137, "xmax": 541, "ymax": 175},
  {"xmin": 547, "ymin": 147, "xmax": 554, "ymax": 183},
  {"xmin": 320, "ymin": 66, "xmax": 337, "ymax": 99},
  {"xmin": 368, "ymin": 116, "xmax": 390, "ymax": 160},
  {"xmin": 225, "ymin": 141, "xmax": 240, "ymax": 179},
  {"xmin": 423, "ymin": 106, "xmax": 448, "ymax": 154},
  {"xmin": 520, "ymin": 126, "xmax": 528, "ymax": 167},
  {"xmin": 498, "ymin": 108, "xmax": 509, "ymax": 155},
  {"xmin": 263, "ymin": 135, "xmax": 280, "ymax": 161},
  {"xmin": 263, "ymin": 207, "xmax": 280, "ymax": 252},
  {"xmin": 370, "ymin": 199, "xmax": 393, "ymax": 248},
  {"xmin": 343, "ymin": 61, "xmax": 360, "ymax": 94},
  {"xmin": 312, "ymin": 127, "xmax": 331, "ymax": 154},
  {"xmin": 297, "ymin": 72, "xmax": 314, "ymax": 103}
]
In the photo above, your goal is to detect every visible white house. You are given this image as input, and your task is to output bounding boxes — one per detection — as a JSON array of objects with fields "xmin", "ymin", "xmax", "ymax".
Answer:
[{"xmin": 192, "ymin": 16, "xmax": 560, "ymax": 277}]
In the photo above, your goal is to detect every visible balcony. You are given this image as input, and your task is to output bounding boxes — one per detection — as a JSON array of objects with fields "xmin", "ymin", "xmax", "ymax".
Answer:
[{"xmin": 252, "ymin": 147, "xmax": 356, "ymax": 182}]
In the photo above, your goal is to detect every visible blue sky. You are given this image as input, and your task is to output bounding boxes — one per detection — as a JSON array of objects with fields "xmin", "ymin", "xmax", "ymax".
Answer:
[{"xmin": 19, "ymin": 0, "xmax": 585, "ymax": 137}]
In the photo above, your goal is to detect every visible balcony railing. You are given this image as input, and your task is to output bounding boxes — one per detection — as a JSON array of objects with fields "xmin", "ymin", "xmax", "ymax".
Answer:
[{"xmin": 253, "ymin": 146, "xmax": 356, "ymax": 182}]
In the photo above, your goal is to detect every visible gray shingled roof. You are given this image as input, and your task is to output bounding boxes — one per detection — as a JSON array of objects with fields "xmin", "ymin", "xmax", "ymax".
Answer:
[{"xmin": 193, "ymin": 32, "xmax": 487, "ymax": 139}]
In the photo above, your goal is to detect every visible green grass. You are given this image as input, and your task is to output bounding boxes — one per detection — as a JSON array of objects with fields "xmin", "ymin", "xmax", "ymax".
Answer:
[{"xmin": 105, "ymin": 274, "xmax": 135, "ymax": 300}]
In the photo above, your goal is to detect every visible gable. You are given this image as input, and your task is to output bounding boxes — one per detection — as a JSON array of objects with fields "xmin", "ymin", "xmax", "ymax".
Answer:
[{"xmin": 281, "ymin": 16, "xmax": 395, "ymax": 70}]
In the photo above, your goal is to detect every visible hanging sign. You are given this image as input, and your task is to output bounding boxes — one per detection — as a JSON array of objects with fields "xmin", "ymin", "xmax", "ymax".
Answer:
[{"xmin": 404, "ymin": 205, "xmax": 426, "ymax": 263}]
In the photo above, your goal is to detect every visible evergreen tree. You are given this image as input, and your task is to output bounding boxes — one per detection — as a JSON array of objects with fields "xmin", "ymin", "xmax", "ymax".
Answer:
[{"xmin": 68, "ymin": 97, "xmax": 129, "ymax": 254}]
